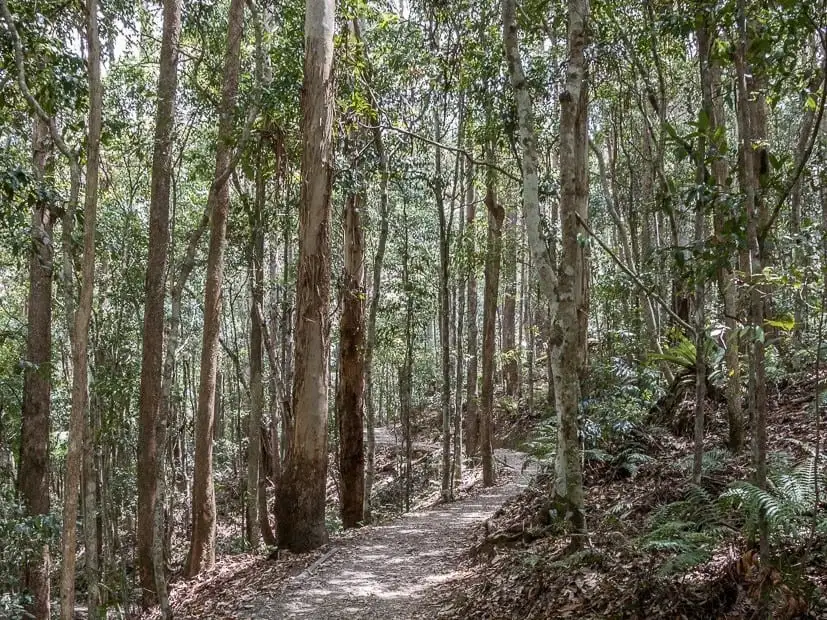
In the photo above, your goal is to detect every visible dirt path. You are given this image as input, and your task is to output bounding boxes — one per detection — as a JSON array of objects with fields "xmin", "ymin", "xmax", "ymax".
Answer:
[{"xmin": 246, "ymin": 449, "xmax": 535, "ymax": 619}]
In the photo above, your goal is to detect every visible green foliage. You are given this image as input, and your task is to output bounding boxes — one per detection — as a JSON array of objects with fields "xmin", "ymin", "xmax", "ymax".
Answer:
[
  {"xmin": 721, "ymin": 456, "xmax": 825, "ymax": 544},
  {"xmin": 641, "ymin": 484, "xmax": 733, "ymax": 575},
  {"xmin": 650, "ymin": 332, "xmax": 722, "ymax": 373},
  {"xmin": 643, "ymin": 453, "xmax": 827, "ymax": 576},
  {"xmin": 676, "ymin": 447, "xmax": 729, "ymax": 478},
  {"xmin": 585, "ymin": 446, "xmax": 653, "ymax": 479},
  {"xmin": 0, "ymin": 484, "xmax": 60, "ymax": 615}
]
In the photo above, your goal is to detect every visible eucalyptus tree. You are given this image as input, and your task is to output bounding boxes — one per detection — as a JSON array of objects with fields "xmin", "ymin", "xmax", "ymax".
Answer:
[
  {"xmin": 503, "ymin": 0, "xmax": 589, "ymax": 543},
  {"xmin": 352, "ymin": 16, "xmax": 391, "ymax": 519},
  {"xmin": 336, "ymin": 185, "xmax": 367, "ymax": 528},
  {"xmin": 19, "ymin": 116, "xmax": 54, "ymax": 620},
  {"xmin": 58, "ymin": 0, "xmax": 102, "ymax": 613},
  {"xmin": 480, "ymin": 138, "xmax": 502, "ymax": 487},
  {"xmin": 464, "ymin": 157, "xmax": 480, "ymax": 458},
  {"xmin": 276, "ymin": 0, "xmax": 336, "ymax": 552},
  {"xmin": 136, "ymin": 0, "xmax": 182, "ymax": 604},
  {"xmin": 0, "ymin": 2, "xmax": 82, "ymax": 609},
  {"xmin": 186, "ymin": 0, "xmax": 247, "ymax": 576}
]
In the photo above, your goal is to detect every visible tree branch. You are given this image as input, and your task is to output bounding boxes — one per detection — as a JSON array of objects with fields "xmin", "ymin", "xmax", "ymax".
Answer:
[{"xmin": 574, "ymin": 211, "xmax": 694, "ymax": 335}]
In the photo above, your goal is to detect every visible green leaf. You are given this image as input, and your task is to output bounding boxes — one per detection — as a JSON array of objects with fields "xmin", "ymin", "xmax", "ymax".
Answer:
[{"xmin": 764, "ymin": 315, "xmax": 795, "ymax": 331}]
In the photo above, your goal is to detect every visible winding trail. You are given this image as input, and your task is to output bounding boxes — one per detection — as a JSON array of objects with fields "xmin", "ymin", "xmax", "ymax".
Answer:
[{"xmin": 247, "ymin": 449, "xmax": 534, "ymax": 619}]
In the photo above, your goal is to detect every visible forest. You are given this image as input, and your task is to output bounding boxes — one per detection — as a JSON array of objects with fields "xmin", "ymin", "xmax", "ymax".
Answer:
[{"xmin": 1, "ymin": 0, "xmax": 826, "ymax": 616}]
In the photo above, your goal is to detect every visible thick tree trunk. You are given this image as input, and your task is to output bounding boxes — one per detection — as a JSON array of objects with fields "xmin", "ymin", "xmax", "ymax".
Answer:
[
  {"xmin": 336, "ymin": 192, "xmax": 366, "ymax": 528},
  {"xmin": 136, "ymin": 0, "xmax": 182, "ymax": 603},
  {"xmin": 185, "ymin": 0, "xmax": 245, "ymax": 576},
  {"xmin": 276, "ymin": 0, "xmax": 335, "ymax": 552},
  {"xmin": 59, "ymin": 0, "xmax": 101, "ymax": 613},
  {"xmin": 18, "ymin": 116, "xmax": 53, "ymax": 620},
  {"xmin": 480, "ymin": 149, "xmax": 502, "ymax": 488}
]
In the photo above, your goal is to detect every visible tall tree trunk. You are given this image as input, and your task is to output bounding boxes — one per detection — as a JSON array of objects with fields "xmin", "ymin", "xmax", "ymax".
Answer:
[
  {"xmin": 136, "ymin": 0, "xmax": 182, "ymax": 603},
  {"xmin": 695, "ymin": 15, "xmax": 743, "ymax": 452},
  {"xmin": 246, "ymin": 160, "xmax": 266, "ymax": 548},
  {"xmin": 734, "ymin": 0, "xmax": 769, "ymax": 560},
  {"xmin": 693, "ymin": 18, "xmax": 713, "ymax": 484},
  {"xmin": 18, "ymin": 116, "xmax": 53, "ymax": 620},
  {"xmin": 480, "ymin": 140, "xmax": 502, "ymax": 488},
  {"xmin": 502, "ymin": 0, "xmax": 558, "ymax": 306},
  {"xmin": 82, "ymin": 378, "xmax": 100, "ymax": 619},
  {"xmin": 276, "ymin": 0, "xmax": 335, "ymax": 552},
  {"xmin": 464, "ymin": 160, "xmax": 479, "ymax": 458},
  {"xmin": 434, "ymin": 109, "xmax": 453, "ymax": 503},
  {"xmin": 504, "ymin": 0, "xmax": 588, "ymax": 542},
  {"xmin": 400, "ymin": 202, "xmax": 414, "ymax": 511},
  {"xmin": 351, "ymin": 18, "xmax": 390, "ymax": 520},
  {"xmin": 265, "ymin": 239, "xmax": 282, "ymax": 545},
  {"xmin": 552, "ymin": 0, "xmax": 589, "ymax": 545},
  {"xmin": 157, "ymin": 203, "xmax": 210, "ymax": 610},
  {"xmin": 59, "ymin": 0, "xmax": 101, "ymax": 613},
  {"xmin": 336, "ymin": 192, "xmax": 366, "ymax": 528},
  {"xmin": 453, "ymin": 157, "xmax": 466, "ymax": 487},
  {"xmin": 502, "ymin": 206, "xmax": 519, "ymax": 396},
  {"xmin": 185, "ymin": 0, "xmax": 245, "ymax": 575}
]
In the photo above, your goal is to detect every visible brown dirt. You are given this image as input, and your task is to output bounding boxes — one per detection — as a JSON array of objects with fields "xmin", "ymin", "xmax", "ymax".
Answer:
[{"xmin": 242, "ymin": 449, "xmax": 535, "ymax": 619}]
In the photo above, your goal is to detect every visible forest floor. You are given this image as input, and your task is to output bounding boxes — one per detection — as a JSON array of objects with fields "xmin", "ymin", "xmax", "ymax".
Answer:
[
  {"xmin": 153, "ymin": 374, "xmax": 827, "ymax": 619},
  {"xmin": 244, "ymin": 448, "xmax": 534, "ymax": 619},
  {"xmin": 436, "ymin": 375, "xmax": 827, "ymax": 619},
  {"xmin": 154, "ymin": 429, "xmax": 535, "ymax": 619}
]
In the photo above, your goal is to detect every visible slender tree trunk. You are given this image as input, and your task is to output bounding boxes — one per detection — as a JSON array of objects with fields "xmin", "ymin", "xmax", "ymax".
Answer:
[
  {"xmin": 82, "ymin": 378, "xmax": 100, "ymax": 619},
  {"xmin": 692, "ymin": 22, "xmax": 712, "ymax": 484},
  {"xmin": 464, "ymin": 160, "xmax": 480, "ymax": 458},
  {"xmin": 279, "ymin": 206, "xmax": 294, "ymax": 445},
  {"xmin": 185, "ymin": 0, "xmax": 245, "ymax": 575},
  {"xmin": 59, "ymin": 0, "xmax": 101, "ymax": 613},
  {"xmin": 136, "ymin": 0, "xmax": 182, "ymax": 603},
  {"xmin": 18, "ymin": 116, "xmax": 53, "ymax": 620},
  {"xmin": 696, "ymin": 17, "xmax": 743, "ymax": 452},
  {"xmin": 276, "ymin": 0, "xmax": 335, "ymax": 552},
  {"xmin": 502, "ymin": 206, "xmax": 519, "ymax": 396},
  {"xmin": 480, "ymin": 141, "xmax": 502, "ymax": 488},
  {"xmin": 246, "ymin": 161, "xmax": 266, "ymax": 548},
  {"xmin": 734, "ymin": 0, "xmax": 769, "ymax": 559},
  {"xmin": 433, "ymin": 109, "xmax": 453, "ymax": 502},
  {"xmin": 157, "ymin": 203, "xmax": 210, "ymax": 608},
  {"xmin": 502, "ymin": 0, "xmax": 557, "ymax": 306},
  {"xmin": 453, "ymin": 158, "xmax": 466, "ymax": 487},
  {"xmin": 400, "ymin": 203, "xmax": 414, "ymax": 511},
  {"xmin": 264, "ymin": 240, "xmax": 282, "ymax": 545},
  {"xmin": 352, "ymin": 17, "xmax": 390, "ymax": 519}
]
